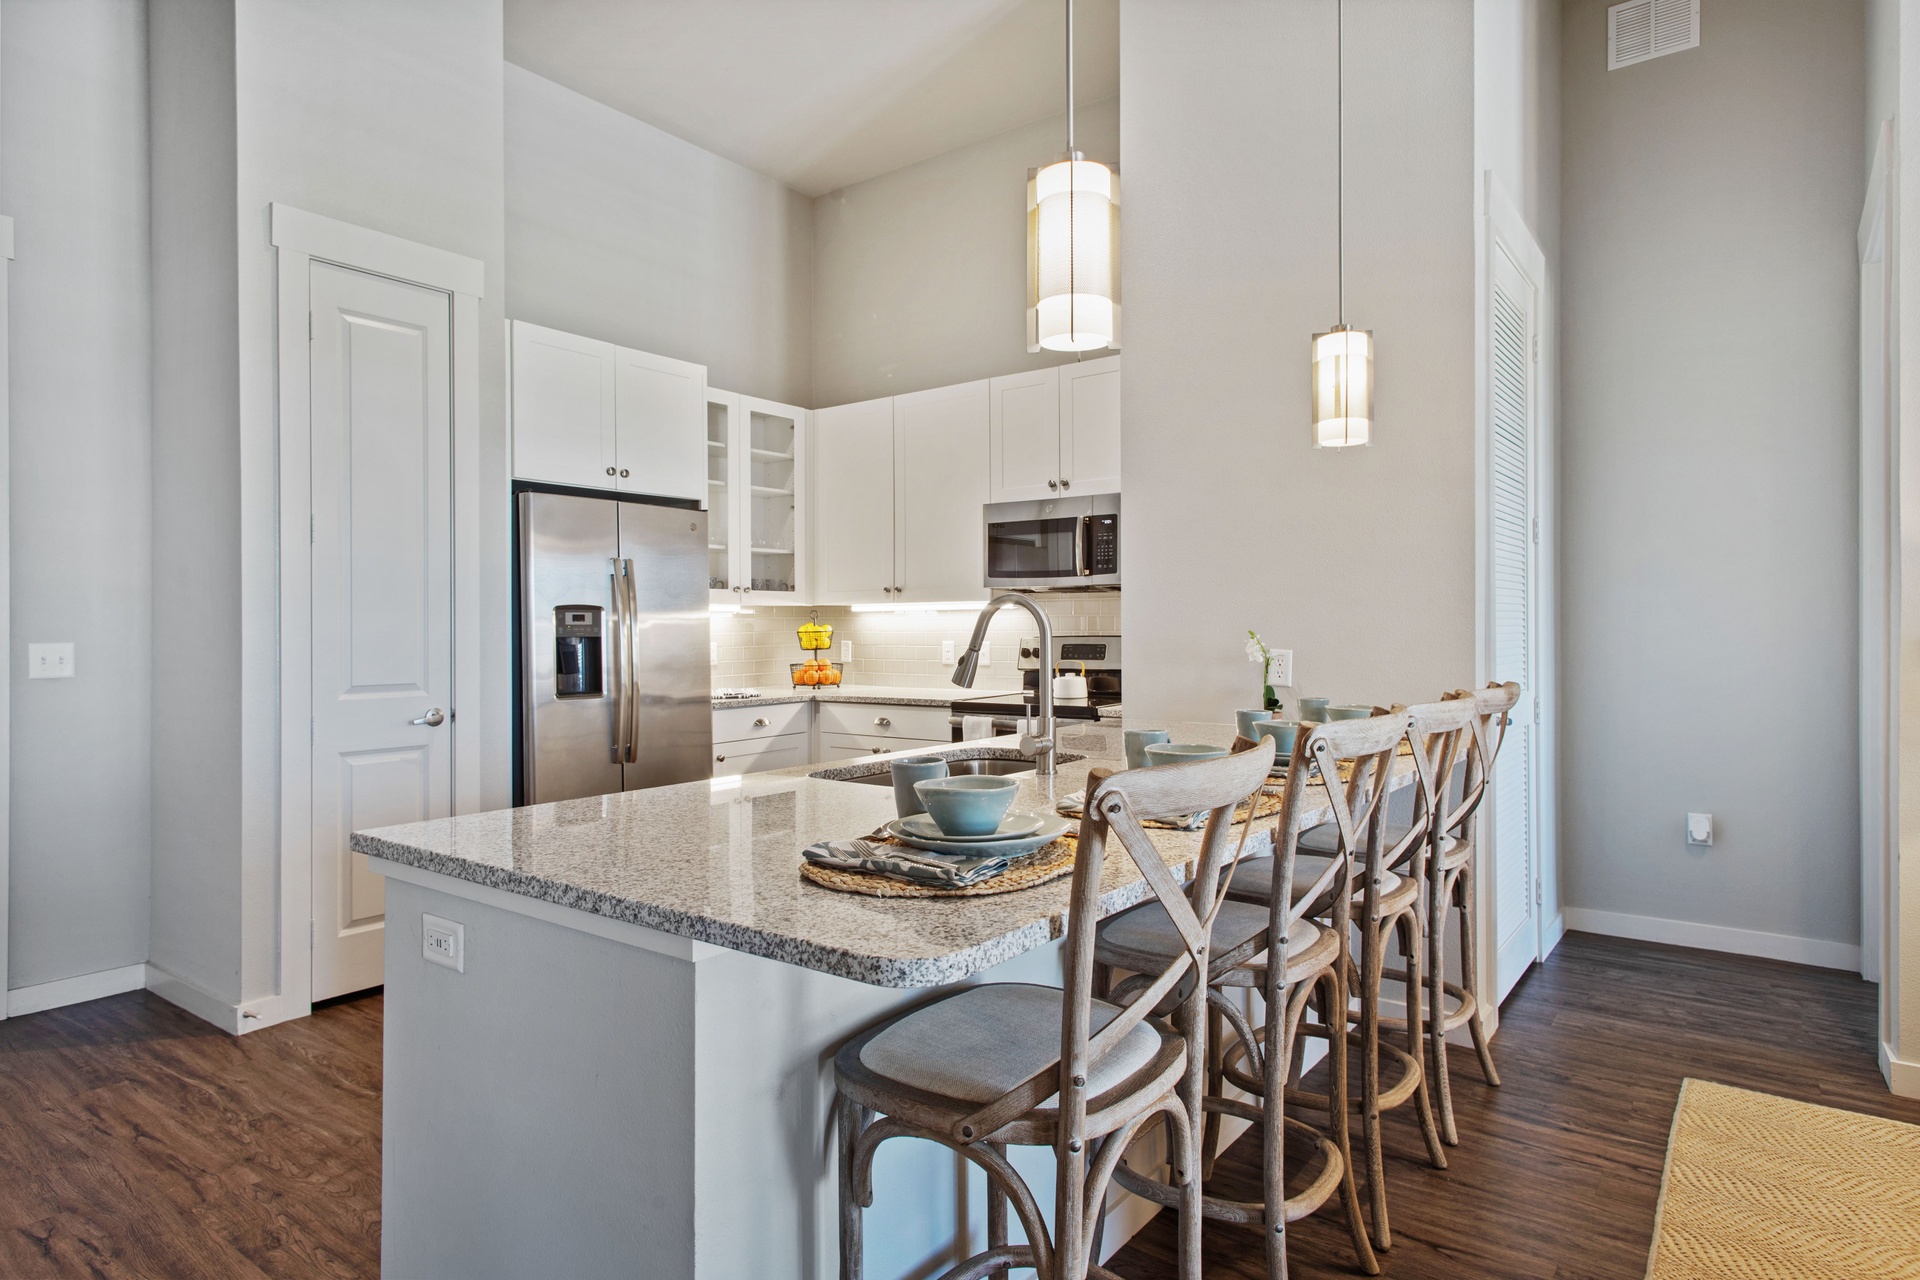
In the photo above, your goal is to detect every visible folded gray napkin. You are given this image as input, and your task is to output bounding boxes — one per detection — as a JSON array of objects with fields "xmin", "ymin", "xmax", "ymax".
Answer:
[
  {"xmin": 1055, "ymin": 789, "xmax": 1206, "ymax": 831},
  {"xmin": 802, "ymin": 830, "xmax": 1013, "ymax": 888}
]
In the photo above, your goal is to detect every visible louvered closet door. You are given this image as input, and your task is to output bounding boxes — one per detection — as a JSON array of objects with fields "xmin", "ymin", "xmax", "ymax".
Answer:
[{"xmin": 1490, "ymin": 245, "xmax": 1542, "ymax": 1001}]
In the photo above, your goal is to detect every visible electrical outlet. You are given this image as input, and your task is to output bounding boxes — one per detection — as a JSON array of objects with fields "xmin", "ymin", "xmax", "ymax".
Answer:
[
  {"xmin": 840, "ymin": 640, "xmax": 852, "ymax": 664},
  {"xmin": 980, "ymin": 641, "xmax": 992, "ymax": 667},
  {"xmin": 422, "ymin": 913, "xmax": 465, "ymax": 971},
  {"xmin": 1270, "ymin": 649, "xmax": 1293, "ymax": 688},
  {"xmin": 1686, "ymin": 813, "xmax": 1713, "ymax": 847},
  {"xmin": 28, "ymin": 643, "xmax": 74, "ymax": 680},
  {"xmin": 941, "ymin": 640, "xmax": 955, "ymax": 663}
]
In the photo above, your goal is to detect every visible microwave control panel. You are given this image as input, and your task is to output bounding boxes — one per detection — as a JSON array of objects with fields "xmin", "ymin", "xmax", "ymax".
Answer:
[{"xmin": 1086, "ymin": 514, "xmax": 1119, "ymax": 575}]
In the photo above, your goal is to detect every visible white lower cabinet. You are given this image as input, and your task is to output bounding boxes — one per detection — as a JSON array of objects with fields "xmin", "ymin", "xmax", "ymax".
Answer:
[
  {"xmin": 818, "ymin": 731, "xmax": 950, "ymax": 761},
  {"xmin": 710, "ymin": 700, "xmax": 956, "ymax": 773},
  {"xmin": 711, "ymin": 733, "xmax": 810, "ymax": 776},
  {"xmin": 815, "ymin": 702, "xmax": 952, "ymax": 742}
]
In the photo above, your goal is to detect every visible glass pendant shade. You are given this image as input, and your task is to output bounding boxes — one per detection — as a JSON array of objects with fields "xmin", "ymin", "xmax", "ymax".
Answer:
[
  {"xmin": 1312, "ymin": 324, "xmax": 1372, "ymax": 448},
  {"xmin": 1027, "ymin": 156, "xmax": 1120, "ymax": 352}
]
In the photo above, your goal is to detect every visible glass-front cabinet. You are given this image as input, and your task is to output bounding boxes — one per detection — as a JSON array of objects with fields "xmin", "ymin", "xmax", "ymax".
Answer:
[{"xmin": 707, "ymin": 390, "xmax": 806, "ymax": 606}]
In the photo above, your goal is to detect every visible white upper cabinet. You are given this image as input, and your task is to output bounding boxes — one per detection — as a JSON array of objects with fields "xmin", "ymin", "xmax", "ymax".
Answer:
[
  {"xmin": 812, "ymin": 396, "xmax": 896, "ymax": 604},
  {"xmin": 987, "ymin": 356, "xmax": 1122, "ymax": 503},
  {"xmin": 613, "ymin": 346, "xmax": 707, "ymax": 502},
  {"xmin": 987, "ymin": 368, "xmax": 1060, "ymax": 503},
  {"xmin": 511, "ymin": 321, "xmax": 706, "ymax": 503},
  {"xmin": 706, "ymin": 390, "xmax": 805, "ymax": 605},
  {"xmin": 893, "ymin": 380, "xmax": 989, "ymax": 603},
  {"xmin": 1060, "ymin": 355, "xmax": 1122, "ymax": 496},
  {"xmin": 511, "ymin": 323, "xmax": 615, "ymax": 489}
]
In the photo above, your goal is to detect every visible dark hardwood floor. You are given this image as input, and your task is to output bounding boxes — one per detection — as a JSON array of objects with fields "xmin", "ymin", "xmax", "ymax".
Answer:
[
  {"xmin": 0, "ymin": 934, "xmax": 1912, "ymax": 1279},
  {"xmin": 1110, "ymin": 932, "xmax": 1920, "ymax": 1279}
]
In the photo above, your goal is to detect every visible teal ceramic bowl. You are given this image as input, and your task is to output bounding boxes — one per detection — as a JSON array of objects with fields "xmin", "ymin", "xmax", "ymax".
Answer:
[
  {"xmin": 1252, "ymin": 719, "xmax": 1302, "ymax": 758},
  {"xmin": 1327, "ymin": 705, "xmax": 1373, "ymax": 721},
  {"xmin": 1144, "ymin": 742, "xmax": 1230, "ymax": 768},
  {"xmin": 914, "ymin": 774, "xmax": 1020, "ymax": 837},
  {"xmin": 1297, "ymin": 697, "xmax": 1331, "ymax": 723}
]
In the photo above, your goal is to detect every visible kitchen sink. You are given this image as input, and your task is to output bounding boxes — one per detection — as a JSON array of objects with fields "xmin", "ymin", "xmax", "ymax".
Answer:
[{"xmin": 814, "ymin": 752, "xmax": 1085, "ymax": 786}]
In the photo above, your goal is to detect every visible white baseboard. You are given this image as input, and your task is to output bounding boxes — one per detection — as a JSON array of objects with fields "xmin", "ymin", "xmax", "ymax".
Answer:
[
  {"xmin": 5, "ymin": 963, "xmax": 147, "ymax": 1017},
  {"xmin": 144, "ymin": 964, "xmax": 247, "ymax": 1035},
  {"xmin": 1542, "ymin": 911, "xmax": 1567, "ymax": 959},
  {"xmin": 1882, "ymin": 1041, "xmax": 1920, "ymax": 1098},
  {"xmin": 1563, "ymin": 907, "xmax": 1859, "ymax": 972}
]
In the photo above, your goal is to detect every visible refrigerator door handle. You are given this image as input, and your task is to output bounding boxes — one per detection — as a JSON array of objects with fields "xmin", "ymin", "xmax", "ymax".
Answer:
[
  {"xmin": 608, "ymin": 558, "xmax": 629, "ymax": 763},
  {"xmin": 620, "ymin": 557, "xmax": 641, "ymax": 763}
]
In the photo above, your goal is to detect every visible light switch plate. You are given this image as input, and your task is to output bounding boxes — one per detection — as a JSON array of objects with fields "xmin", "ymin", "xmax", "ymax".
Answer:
[
  {"xmin": 840, "ymin": 640, "xmax": 852, "ymax": 664},
  {"xmin": 941, "ymin": 640, "xmax": 955, "ymax": 664},
  {"xmin": 1270, "ymin": 649, "xmax": 1293, "ymax": 688},
  {"xmin": 1686, "ymin": 813, "xmax": 1713, "ymax": 847},
  {"xmin": 422, "ymin": 913, "xmax": 465, "ymax": 971},
  {"xmin": 28, "ymin": 643, "xmax": 74, "ymax": 680}
]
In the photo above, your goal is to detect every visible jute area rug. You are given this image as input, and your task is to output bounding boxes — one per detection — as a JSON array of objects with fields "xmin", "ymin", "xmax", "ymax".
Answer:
[{"xmin": 1646, "ymin": 1078, "xmax": 1920, "ymax": 1279}]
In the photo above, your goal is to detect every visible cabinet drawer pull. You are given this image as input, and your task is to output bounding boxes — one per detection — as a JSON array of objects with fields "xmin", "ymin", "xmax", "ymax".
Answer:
[
  {"xmin": 753, "ymin": 717, "xmax": 771, "ymax": 728},
  {"xmin": 874, "ymin": 717, "xmax": 892, "ymax": 728},
  {"xmin": 871, "ymin": 747, "xmax": 885, "ymax": 754}
]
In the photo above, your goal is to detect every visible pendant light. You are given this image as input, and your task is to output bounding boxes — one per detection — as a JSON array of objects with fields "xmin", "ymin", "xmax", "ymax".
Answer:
[
  {"xmin": 1027, "ymin": 0, "xmax": 1119, "ymax": 353},
  {"xmin": 1313, "ymin": 0, "xmax": 1372, "ymax": 448}
]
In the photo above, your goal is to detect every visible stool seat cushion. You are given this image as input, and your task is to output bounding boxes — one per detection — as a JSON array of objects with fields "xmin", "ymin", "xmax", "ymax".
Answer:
[
  {"xmin": 1225, "ymin": 857, "xmax": 1414, "ymax": 914},
  {"xmin": 859, "ymin": 983, "xmax": 1162, "ymax": 1107},
  {"xmin": 1096, "ymin": 898, "xmax": 1322, "ymax": 964},
  {"xmin": 1298, "ymin": 821, "xmax": 1457, "ymax": 858}
]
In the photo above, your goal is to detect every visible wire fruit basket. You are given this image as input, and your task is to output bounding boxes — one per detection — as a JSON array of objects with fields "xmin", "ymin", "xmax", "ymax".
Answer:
[{"xmin": 792, "ymin": 659, "xmax": 843, "ymax": 688}]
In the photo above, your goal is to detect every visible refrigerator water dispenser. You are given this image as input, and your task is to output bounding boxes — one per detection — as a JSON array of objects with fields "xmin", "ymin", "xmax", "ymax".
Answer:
[{"xmin": 554, "ymin": 606, "xmax": 604, "ymax": 698}]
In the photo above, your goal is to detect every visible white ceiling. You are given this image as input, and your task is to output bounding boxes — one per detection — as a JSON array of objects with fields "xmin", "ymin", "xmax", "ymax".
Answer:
[{"xmin": 504, "ymin": 0, "xmax": 1119, "ymax": 197}]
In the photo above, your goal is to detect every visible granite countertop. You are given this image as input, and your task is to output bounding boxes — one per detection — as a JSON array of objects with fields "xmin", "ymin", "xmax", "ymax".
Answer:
[
  {"xmin": 711, "ymin": 683, "xmax": 1008, "ymax": 711},
  {"xmin": 354, "ymin": 719, "xmax": 1407, "ymax": 989}
]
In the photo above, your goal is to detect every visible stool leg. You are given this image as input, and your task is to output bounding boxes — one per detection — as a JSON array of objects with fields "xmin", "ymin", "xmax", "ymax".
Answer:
[
  {"xmin": 837, "ymin": 1098, "xmax": 867, "ymax": 1280},
  {"xmin": 986, "ymin": 1140, "xmax": 1009, "ymax": 1279},
  {"xmin": 1326, "ymin": 964, "xmax": 1379, "ymax": 1276},
  {"xmin": 1429, "ymin": 867, "xmax": 1459, "ymax": 1146},
  {"xmin": 1457, "ymin": 862, "xmax": 1501, "ymax": 1087},
  {"xmin": 1202, "ymin": 1002, "xmax": 1226, "ymax": 1179},
  {"xmin": 1399, "ymin": 910, "xmax": 1447, "ymax": 1169},
  {"xmin": 1359, "ymin": 912, "xmax": 1389, "ymax": 1252},
  {"xmin": 1264, "ymin": 970, "xmax": 1290, "ymax": 1280}
]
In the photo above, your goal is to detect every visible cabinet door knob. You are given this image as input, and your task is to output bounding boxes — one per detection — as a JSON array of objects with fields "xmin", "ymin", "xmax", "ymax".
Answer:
[
  {"xmin": 715, "ymin": 754, "xmax": 726, "ymax": 762},
  {"xmin": 871, "ymin": 747, "xmax": 884, "ymax": 754},
  {"xmin": 606, "ymin": 467, "xmax": 617, "ymax": 477},
  {"xmin": 1048, "ymin": 478, "xmax": 1059, "ymax": 490},
  {"xmin": 619, "ymin": 468, "xmax": 630, "ymax": 478},
  {"xmin": 875, "ymin": 717, "xmax": 892, "ymax": 728},
  {"xmin": 753, "ymin": 717, "xmax": 771, "ymax": 728},
  {"xmin": 1060, "ymin": 478, "xmax": 1071, "ymax": 490}
]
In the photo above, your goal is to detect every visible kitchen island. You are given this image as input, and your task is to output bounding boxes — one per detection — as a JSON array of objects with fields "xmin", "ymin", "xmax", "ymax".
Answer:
[{"xmin": 353, "ymin": 719, "xmax": 1383, "ymax": 1279}]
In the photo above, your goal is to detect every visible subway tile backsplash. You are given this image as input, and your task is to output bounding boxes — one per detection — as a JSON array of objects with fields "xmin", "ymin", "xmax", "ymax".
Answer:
[{"xmin": 710, "ymin": 594, "xmax": 1121, "ymax": 692}]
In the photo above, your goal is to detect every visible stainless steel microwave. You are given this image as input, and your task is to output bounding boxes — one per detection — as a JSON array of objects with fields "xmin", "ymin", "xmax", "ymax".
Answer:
[{"xmin": 982, "ymin": 494, "xmax": 1120, "ymax": 591}]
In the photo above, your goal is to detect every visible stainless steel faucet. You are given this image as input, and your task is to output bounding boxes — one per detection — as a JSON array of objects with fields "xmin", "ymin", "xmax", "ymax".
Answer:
[{"xmin": 953, "ymin": 592, "xmax": 1055, "ymax": 778}]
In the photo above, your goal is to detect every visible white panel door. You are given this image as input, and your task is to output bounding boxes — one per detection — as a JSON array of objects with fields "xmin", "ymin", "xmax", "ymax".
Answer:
[
  {"xmin": 310, "ymin": 262, "xmax": 454, "ymax": 1001},
  {"xmin": 614, "ymin": 346, "xmax": 707, "ymax": 502},
  {"xmin": 1059, "ymin": 355, "xmax": 1122, "ymax": 495},
  {"xmin": 894, "ymin": 380, "xmax": 989, "ymax": 603},
  {"xmin": 511, "ymin": 320, "xmax": 614, "ymax": 488},
  {"xmin": 1489, "ymin": 243, "xmax": 1543, "ymax": 1002},
  {"xmin": 988, "ymin": 368, "xmax": 1062, "ymax": 502},
  {"xmin": 812, "ymin": 397, "xmax": 896, "ymax": 603}
]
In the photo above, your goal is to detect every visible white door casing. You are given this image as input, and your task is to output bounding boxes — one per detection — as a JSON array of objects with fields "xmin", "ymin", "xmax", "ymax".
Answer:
[
  {"xmin": 1484, "ymin": 176, "xmax": 1550, "ymax": 1003},
  {"xmin": 893, "ymin": 379, "xmax": 989, "ymax": 602},
  {"xmin": 1861, "ymin": 121, "xmax": 1894, "ymax": 990},
  {"xmin": 308, "ymin": 262, "xmax": 455, "ymax": 1002}
]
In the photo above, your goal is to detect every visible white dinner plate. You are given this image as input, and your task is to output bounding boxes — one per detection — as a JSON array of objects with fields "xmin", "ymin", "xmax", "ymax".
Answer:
[
  {"xmin": 885, "ymin": 812, "xmax": 1071, "ymax": 858},
  {"xmin": 896, "ymin": 810, "xmax": 1045, "ymax": 844}
]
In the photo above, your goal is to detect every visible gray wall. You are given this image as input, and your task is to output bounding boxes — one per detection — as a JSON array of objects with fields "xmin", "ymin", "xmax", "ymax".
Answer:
[
  {"xmin": 1870, "ymin": 0, "xmax": 1897, "ymax": 160},
  {"xmin": 811, "ymin": 98, "xmax": 1118, "ymax": 407},
  {"xmin": 1118, "ymin": 0, "xmax": 1477, "ymax": 724},
  {"xmin": 148, "ymin": 0, "xmax": 242, "ymax": 1004},
  {"xmin": 3, "ymin": 0, "xmax": 153, "ymax": 990},
  {"xmin": 506, "ymin": 63, "xmax": 813, "ymax": 407},
  {"xmin": 1560, "ymin": 0, "xmax": 1864, "ymax": 947}
]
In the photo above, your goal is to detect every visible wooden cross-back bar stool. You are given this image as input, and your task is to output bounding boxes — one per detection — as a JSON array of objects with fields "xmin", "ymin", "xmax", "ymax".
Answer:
[
  {"xmin": 833, "ymin": 740, "xmax": 1276, "ymax": 1280},
  {"xmin": 1221, "ymin": 709, "xmax": 1443, "ymax": 1254},
  {"xmin": 1421, "ymin": 680, "xmax": 1521, "ymax": 1144},
  {"xmin": 1095, "ymin": 719, "xmax": 1401, "ymax": 1279}
]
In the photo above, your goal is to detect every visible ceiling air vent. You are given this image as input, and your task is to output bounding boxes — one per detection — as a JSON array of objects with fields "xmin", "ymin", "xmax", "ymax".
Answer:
[{"xmin": 1608, "ymin": 0, "xmax": 1698, "ymax": 70}]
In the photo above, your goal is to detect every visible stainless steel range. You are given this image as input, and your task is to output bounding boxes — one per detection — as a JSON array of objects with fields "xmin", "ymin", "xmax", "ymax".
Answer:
[{"xmin": 949, "ymin": 633, "xmax": 1121, "ymax": 741}]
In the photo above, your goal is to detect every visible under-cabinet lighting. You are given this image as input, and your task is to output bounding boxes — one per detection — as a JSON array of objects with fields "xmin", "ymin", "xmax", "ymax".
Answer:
[
  {"xmin": 850, "ymin": 601, "xmax": 991, "ymax": 614},
  {"xmin": 709, "ymin": 603, "xmax": 754, "ymax": 616}
]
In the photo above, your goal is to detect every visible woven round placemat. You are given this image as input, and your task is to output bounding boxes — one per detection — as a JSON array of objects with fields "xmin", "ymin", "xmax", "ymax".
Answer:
[{"xmin": 800, "ymin": 836, "xmax": 1078, "ymax": 898}]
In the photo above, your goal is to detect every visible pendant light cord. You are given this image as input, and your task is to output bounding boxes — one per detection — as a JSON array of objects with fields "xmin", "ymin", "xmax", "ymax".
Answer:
[
  {"xmin": 1066, "ymin": 0, "xmax": 1075, "ymax": 154},
  {"xmin": 1337, "ymin": 0, "xmax": 1344, "ymax": 327},
  {"xmin": 1066, "ymin": 0, "xmax": 1076, "ymax": 342}
]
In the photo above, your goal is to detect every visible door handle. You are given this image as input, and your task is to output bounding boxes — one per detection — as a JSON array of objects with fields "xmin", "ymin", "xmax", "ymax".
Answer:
[
  {"xmin": 620, "ymin": 558, "xmax": 641, "ymax": 763},
  {"xmin": 411, "ymin": 708, "xmax": 446, "ymax": 727}
]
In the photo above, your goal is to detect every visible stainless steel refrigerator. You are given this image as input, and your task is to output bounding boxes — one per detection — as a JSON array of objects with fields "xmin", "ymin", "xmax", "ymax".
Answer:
[{"xmin": 517, "ymin": 490, "xmax": 712, "ymax": 804}]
